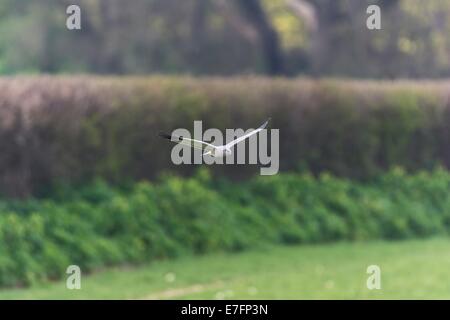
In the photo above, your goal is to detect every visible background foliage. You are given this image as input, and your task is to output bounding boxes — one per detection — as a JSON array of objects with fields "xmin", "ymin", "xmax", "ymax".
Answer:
[
  {"xmin": 0, "ymin": 76, "xmax": 449, "ymax": 197},
  {"xmin": 1, "ymin": 0, "xmax": 450, "ymax": 77}
]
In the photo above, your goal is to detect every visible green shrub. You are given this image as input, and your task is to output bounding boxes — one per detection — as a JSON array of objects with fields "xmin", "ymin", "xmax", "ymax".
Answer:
[{"xmin": 0, "ymin": 168, "xmax": 449, "ymax": 287}]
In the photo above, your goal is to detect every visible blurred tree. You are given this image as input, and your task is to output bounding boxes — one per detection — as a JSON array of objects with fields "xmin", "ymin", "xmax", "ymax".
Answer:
[
  {"xmin": 234, "ymin": 0, "xmax": 284, "ymax": 75},
  {"xmin": 0, "ymin": 0, "xmax": 449, "ymax": 78}
]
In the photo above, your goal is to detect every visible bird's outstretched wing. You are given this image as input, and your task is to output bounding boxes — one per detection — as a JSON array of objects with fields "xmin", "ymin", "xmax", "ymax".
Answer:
[
  {"xmin": 159, "ymin": 132, "xmax": 217, "ymax": 152},
  {"xmin": 225, "ymin": 118, "xmax": 270, "ymax": 149}
]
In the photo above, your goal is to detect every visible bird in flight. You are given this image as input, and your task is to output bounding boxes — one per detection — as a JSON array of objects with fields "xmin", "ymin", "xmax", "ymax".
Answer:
[{"xmin": 159, "ymin": 118, "xmax": 270, "ymax": 158}]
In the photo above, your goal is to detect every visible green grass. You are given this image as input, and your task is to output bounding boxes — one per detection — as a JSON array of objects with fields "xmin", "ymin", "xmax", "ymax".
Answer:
[{"xmin": 1, "ymin": 238, "xmax": 450, "ymax": 299}]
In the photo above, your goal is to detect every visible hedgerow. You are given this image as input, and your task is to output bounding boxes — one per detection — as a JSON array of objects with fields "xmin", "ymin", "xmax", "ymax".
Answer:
[
  {"xmin": 1, "ymin": 76, "xmax": 450, "ymax": 197},
  {"xmin": 0, "ymin": 168, "xmax": 449, "ymax": 287}
]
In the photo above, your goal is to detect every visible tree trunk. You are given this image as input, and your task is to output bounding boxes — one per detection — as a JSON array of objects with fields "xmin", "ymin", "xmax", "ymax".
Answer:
[{"xmin": 235, "ymin": 0, "xmax": 284, "ymax": 75}]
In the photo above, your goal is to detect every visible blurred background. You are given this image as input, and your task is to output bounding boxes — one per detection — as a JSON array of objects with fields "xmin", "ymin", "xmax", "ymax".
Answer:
[
  {"xmin": 0, "ymin": 0, "xmax": 450, "ymax": 299},
  {"xmin": 2, "ymin": 0, "xmax": 450, "ymax": 77}
]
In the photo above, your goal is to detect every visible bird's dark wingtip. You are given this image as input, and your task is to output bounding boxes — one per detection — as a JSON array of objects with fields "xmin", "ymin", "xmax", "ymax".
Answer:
[{"xmin": 158, "ymin": 132, "xmax": 172, "ymax": 140}]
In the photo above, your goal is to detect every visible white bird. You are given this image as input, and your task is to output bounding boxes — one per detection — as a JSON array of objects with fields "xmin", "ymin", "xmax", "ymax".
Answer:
[{"xmin": 159, "ymin": 118, "xmax": 270, "ymax": 158}]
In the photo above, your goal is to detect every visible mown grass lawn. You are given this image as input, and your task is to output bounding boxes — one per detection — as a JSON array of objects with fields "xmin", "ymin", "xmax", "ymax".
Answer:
[{"xmin": 1, "ymin": 238, "xmax": 450, "ymax": 299}]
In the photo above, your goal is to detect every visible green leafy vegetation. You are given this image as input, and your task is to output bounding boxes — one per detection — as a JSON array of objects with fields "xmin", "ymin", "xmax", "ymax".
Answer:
[
  {"xmin": 1, "ymin": 238, "xmax": 450, "ymax": 299},
  {"xmin": 0, "ymin": 168, "xmax": 449, "ymax": 288}
]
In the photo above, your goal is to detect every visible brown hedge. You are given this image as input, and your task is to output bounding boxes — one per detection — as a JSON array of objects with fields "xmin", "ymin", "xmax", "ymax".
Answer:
[{"xmin": 0, "ymin": 76, "xmax": 449, "ymax": 197}]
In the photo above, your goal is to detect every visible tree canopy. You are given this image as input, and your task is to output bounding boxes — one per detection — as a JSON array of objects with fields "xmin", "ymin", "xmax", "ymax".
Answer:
[{"xmin": 0, "ymin": 0, "xmax": 449, "ymax": 78}]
